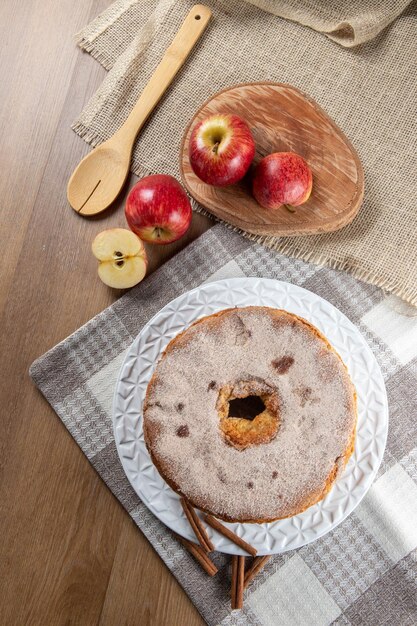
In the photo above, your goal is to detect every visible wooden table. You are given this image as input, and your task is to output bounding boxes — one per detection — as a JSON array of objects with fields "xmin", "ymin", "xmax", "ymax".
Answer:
[{"xmin": 0, "ymin": 1, "xmax": 211, "ymax": 623}]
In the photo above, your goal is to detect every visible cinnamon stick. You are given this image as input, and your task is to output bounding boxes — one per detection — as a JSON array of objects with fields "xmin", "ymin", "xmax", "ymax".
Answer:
[
  {"xmin": 231, "ymin": 555, "xmax": 245, "ymax": 609},
  {"xmin": 244, "ymin": 555, "xmax": 272, "ymax": 589},
  {"xmin": 235, "ymin": 556, "xmax": 245, "ymax": 609},
  {"xmin": 180, "ymin": 498, "xmax": 214, "ymax": 552},
  {"xmin": 175, "ymin": 534, "xmax": 218, "ymax": 576},
  {"xmin": 231, "ymin": 555, "xmax": 238, "ymax": 608},
  {"xmin": 203, "ymin": 514, "xmax": 257, "ymax": 557}
]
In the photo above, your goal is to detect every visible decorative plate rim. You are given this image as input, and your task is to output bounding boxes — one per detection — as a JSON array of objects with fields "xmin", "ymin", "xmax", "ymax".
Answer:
[{"xmin": 112, "ymin": 278, "xmax": 388, "ymax": 555}]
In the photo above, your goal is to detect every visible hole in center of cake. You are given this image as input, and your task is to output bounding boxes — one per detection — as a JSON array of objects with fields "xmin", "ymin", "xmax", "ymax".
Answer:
[
  {"xmin": 228, "ymin": 395, "xmax": 266, "ymax": 420},
  {"xmin": 216, "ymin": 379, "xmax": 280, "ymax": 450}
]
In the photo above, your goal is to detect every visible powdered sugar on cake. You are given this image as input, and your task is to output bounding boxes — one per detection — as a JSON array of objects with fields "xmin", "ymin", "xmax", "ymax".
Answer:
[{"xmin": 143, "ymin": 307, "xmax": 356, "ymax": 522}]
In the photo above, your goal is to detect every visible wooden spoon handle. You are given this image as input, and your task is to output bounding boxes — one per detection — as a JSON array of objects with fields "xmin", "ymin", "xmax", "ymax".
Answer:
[{"xmin": 114, "ymin": 4, "xmax": 211, "ymax": 148}]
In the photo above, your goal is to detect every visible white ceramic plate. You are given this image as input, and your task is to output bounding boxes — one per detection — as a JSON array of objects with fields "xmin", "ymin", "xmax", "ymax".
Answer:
[{"xmin": 113, "ymin": 278, "xmax": 388, "ymax": 555}]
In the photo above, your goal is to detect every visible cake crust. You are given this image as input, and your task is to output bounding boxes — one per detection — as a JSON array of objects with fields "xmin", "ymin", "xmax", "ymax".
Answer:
[{"xmin": 143, "ymin": 307, "xmax": 357, "ymax": 523}]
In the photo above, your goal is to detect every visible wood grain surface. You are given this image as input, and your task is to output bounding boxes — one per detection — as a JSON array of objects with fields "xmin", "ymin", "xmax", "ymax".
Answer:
[
  {"xmin": 180, "ymin": 83, "xmax": 364, "ymax": 236},
  {"xmin": 0, "ymin": 1, "xmax": 210, "ymax": 624}
]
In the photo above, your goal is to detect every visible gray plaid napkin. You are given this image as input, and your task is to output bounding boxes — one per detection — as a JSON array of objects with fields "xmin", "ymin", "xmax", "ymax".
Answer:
[{"xmin": 30, "ymin": 224, "xmax": 417, "ymax": 626}]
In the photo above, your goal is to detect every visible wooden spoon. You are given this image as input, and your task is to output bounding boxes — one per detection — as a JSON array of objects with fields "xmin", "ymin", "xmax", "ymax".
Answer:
[{"xmin": 67, "ymin": 4, "xmax": 211, "ymax": 216}]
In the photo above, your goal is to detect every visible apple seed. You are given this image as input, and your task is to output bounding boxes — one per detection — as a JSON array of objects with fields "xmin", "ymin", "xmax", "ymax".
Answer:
[{"xmin": 92, "ymin": 228, "xmax": 148, "ymax": 289}]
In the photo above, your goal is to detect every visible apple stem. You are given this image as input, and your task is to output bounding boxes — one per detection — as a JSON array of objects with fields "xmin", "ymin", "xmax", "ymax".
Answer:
[
  {"xmin": 154, "ymin": 227, "xmax": 162, "ymax": 239},
  {"xmin": 212, "ymin": 142, "xmax": 220, "ymax": 155},
  {"xmin": 283, "ymin": 204, "xmax": 296, "ymax": 213}
]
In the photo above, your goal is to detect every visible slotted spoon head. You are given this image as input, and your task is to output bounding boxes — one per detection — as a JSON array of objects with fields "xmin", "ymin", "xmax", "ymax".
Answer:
[{"xmin": 67, "ymin": 141, "xmax": 131, "ymax": 215}]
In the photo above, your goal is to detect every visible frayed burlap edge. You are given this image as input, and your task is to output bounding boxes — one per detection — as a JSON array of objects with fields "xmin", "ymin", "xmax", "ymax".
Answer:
[
  {"xmin": 75, "ymin": 0, "xmax": 138, "ymax": 68},
  {"xmin": 75, "ymin": 36, "xmax": 115, "ymax": 71},
  {"xmin": 75, "ymin": 0, "xmax": 173, "ymax": 70}
]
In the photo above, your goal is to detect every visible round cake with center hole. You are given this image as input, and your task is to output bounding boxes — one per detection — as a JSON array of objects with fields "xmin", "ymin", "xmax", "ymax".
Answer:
[{"xmin": 143, "ymin": 307, "xmax": 357, "ymax": 523}]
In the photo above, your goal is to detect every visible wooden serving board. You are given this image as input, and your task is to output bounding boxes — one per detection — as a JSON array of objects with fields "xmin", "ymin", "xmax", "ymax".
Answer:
[{"xmin": 180, "ymin": 83, "xmax": 364, "ymax": 237}]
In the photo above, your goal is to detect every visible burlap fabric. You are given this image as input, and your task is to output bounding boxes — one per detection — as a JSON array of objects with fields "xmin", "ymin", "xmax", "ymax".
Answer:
[
  {"xmin": 31, "ymin": 224, "xmax": 417, "ymax": 625},
  {"xmin": 73, "ymin": 0, "xmax": 417, "ymax": 305},
  {"xmin": 245, "ymin": 0, "xmax": 412, "ymax": 46}
]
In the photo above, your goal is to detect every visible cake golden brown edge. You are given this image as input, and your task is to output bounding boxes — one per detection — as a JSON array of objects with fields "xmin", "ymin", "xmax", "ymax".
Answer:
[{"xmin": 143, "ymin": 306, "xmax": 357, "ymax": 524}]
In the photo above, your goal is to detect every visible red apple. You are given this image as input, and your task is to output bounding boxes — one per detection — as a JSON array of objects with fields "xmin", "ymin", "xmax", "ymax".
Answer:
[
  {"xmin": 252, "ymin": 152, "xmax": 313, "ymax": 210},
  {"xmin": 189, "ymin": 114, "xmax": 255, "ymax": 186},
  {"xmin": 125, "ymin": 174, "xmax": 192, "ymax": 245}
]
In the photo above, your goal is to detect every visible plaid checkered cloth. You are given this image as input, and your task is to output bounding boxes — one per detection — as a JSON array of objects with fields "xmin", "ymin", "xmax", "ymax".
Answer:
[{"xmin": 30, "ymin": 224, "xmax": 417, "ymax": 626}]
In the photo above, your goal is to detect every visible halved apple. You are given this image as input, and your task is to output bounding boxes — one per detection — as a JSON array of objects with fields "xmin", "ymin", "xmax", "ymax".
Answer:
[{"xmin": 92, "ymin": 228, "xmax": 147, "ymax": 289}]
